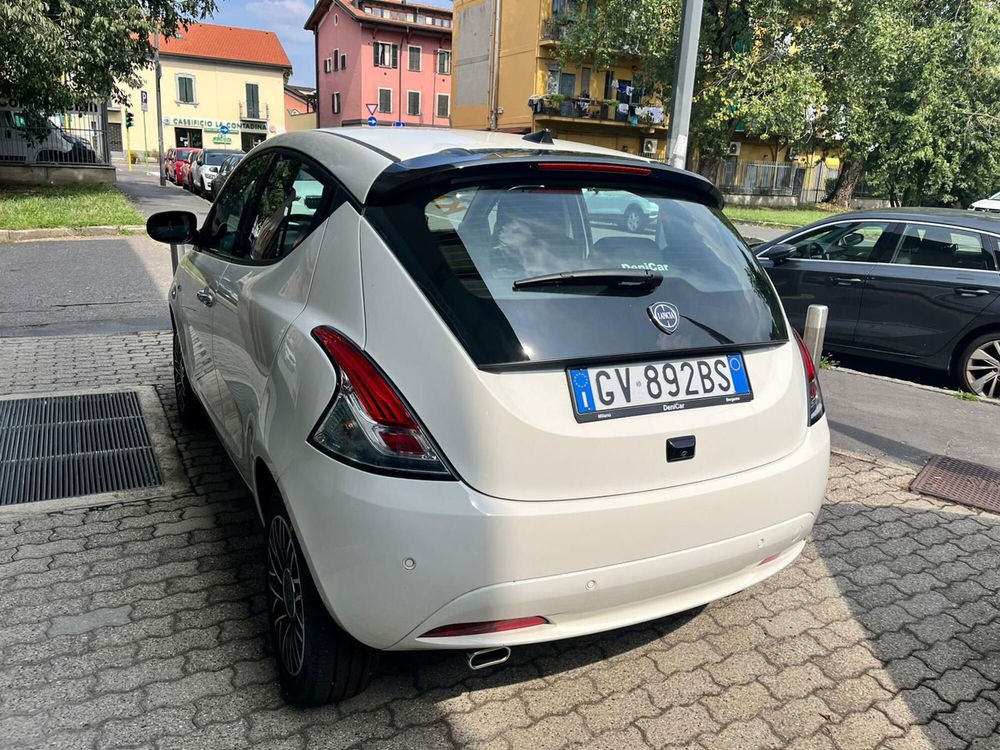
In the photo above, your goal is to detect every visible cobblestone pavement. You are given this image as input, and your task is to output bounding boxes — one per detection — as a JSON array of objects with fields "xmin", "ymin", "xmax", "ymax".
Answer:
[{"xmin": 1, "ymin": 332, "xmax": 999, "ymax": 750}]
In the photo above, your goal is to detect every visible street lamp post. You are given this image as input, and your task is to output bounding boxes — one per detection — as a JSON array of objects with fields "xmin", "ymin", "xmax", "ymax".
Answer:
[
  {"xmin": 154, "ymin": 28, "xmax": 166, "ymax": 186},
  {"xmin": 665, "ymin": 0, "xmax": 704, "ymax": 170}
]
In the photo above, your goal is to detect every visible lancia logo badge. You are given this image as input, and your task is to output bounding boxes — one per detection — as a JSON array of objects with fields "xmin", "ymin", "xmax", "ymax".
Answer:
[{"xmin": 647, "ymin": 302, "xmax": 680, "ymax": 334}]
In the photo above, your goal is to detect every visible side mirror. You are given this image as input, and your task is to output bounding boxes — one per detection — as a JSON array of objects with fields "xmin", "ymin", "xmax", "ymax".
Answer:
[
  {"xmin": 146, "ymin": 211, "xmax": 198, "ymax": 244},
  {"xmin": 842, "ymin": 232, "xmax": 864, "ymax": 247},
  {"xmin": 762, "ymin": 243, "xmax": 797, "ymax": 265}
]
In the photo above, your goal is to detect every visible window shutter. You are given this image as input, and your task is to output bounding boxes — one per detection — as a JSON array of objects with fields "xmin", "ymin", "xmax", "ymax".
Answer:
[
  {"xmin": 373, "ymin": 43, "xmax": 379, "ymax": 67},
  {"xmin": 341, "ymin": 53, "xmax": 347, "ymax": 70},
  {"xmin": 391, "ymin": 44, "xmax": 399, "ymax": 69},
  {"xmin": 324, "ymin": 58, "xmax": 332, "ymax": 74}
]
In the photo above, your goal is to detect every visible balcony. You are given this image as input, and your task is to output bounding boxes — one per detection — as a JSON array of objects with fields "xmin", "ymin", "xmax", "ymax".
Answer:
[
  {"xmin": 541, "ymin": 15, "xmax": 573, "ymax": 43},
  {"xmin": 532, "ymin": 96, "xmax": 666, "ymax": 130},
  {"xmin": 239, "ymin": 102, "xmax": 270, "ymax": 121}
]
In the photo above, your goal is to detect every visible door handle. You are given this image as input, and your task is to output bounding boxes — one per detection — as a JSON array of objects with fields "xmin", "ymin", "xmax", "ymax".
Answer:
[
  {"xmin": 196, "ymin": 288, "xmax": 215, "ymax": 307},
  {"xmin": 833, "ymin": 277, "xmax": 863, "ymax": 286},
  {"xmin": 954, "ymin": 287, "xmax": 991, "ymax": 297}
]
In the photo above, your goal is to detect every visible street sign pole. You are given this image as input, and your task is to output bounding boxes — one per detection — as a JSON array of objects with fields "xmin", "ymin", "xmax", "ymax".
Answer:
[
  {"xmin": 141, "ymin": 109, "xmax": 148, "ymax": 164},
  {"xmin": 154, "ymin": 28, "xmax": 166, "ymax": 186},
  {"xmin": 666, "ymin": 0, "xmax": 704, "ymax": 169}
]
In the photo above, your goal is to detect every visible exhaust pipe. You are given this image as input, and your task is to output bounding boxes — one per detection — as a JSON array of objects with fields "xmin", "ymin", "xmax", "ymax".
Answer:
[{"xmin": 467, "ymin": 646, "xmax": 511, "ymax": 671}]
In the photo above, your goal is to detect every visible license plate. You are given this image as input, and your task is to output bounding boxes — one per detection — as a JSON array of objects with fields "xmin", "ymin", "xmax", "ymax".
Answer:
[{"xmin": 567, "ymin": 353, "xmax": 753, "ymax": 422}]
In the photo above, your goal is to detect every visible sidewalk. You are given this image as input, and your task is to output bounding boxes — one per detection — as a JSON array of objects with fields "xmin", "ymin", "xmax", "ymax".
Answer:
[
  {"xmin": 114, "ymin": 164, "xmax": 210, "ymax": 223},
  {"xmin": 0, "ymin": 331, "xmax": 998, "ymax": 749}
]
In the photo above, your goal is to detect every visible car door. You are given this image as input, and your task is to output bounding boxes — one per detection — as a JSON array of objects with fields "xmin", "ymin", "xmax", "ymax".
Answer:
[
  {"xmin": 212, "ymin": 152, "xmax": 340, "ymax": 470},
  {"xmin": 178, "ymin": 151, "xmax": 276, "ymax": 436},
  {"xmin": 853, "ymin": 222, "xmax": 1000, "ymax": 359},
  {"xmin": 760, "ymin": 220, "xmax": 900, "ymax": 346}
]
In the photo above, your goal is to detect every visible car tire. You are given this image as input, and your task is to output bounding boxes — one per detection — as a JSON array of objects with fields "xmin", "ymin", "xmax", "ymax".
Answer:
[
  {"xmin": 622, "ymin": 205, "xmax": 644, "ymax": 233},
  {"xmin": 173, "ymin": 331, "xmax": 205, "ymax": 427},
  {"xmin": 263, "ymin": 489, "xmax": 378, "ymax": 707},
  {"xmin": 958, "ymin": 332, "xmax": 1000, "ymax": 399}
]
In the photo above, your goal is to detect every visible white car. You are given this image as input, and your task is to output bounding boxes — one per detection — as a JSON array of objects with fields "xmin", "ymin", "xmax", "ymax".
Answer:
[
  {"xmin": 146, "ymin": 128, "xmax": 829, "ymax": 707},
  {"xmin": 969, "ymin": 191, "xmax": 1000, "ymax": 213},
  {"xmin": 189, "ymin": 148, "xmax": 245, "ymax": 197},
  {"xmin": 583, "ymin": 188, "xmax": 659, "ymax": 232}
]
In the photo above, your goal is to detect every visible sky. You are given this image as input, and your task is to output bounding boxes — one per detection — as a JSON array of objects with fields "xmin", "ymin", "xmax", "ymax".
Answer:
[{"xmin": 208, "ymin": 0, "xmax": 453, "ymax": 87}]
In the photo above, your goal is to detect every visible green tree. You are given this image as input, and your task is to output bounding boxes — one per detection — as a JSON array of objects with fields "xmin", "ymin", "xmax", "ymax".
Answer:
[
  {"xmin": 555, "ymin": 0, "xmax": 830, "ymax": 174},
  {"xmin": 0, "ymin": 0, "xmax": 215, "ymax": 117}
]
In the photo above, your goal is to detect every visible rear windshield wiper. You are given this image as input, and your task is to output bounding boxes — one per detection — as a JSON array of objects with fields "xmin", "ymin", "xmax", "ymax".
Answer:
[{"xmin": 512, "ymin": 268, "xmax": 663, "ymax": 296}]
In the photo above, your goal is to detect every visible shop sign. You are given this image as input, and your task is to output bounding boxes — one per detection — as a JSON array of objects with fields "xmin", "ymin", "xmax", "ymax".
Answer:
[
  {"xmin": 162, "ymin": 116, "xmax": 242, "ymax": 132},
  {"xmin": 239, "ymin": 120, "xmax": 268, "ymax": 132},
  {"xmin": 212, "ymin": 135, "xmax": 233, "ymax": 144}
]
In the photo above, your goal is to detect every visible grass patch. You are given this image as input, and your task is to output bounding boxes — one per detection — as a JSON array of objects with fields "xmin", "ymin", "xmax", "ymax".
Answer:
[
  {"xmin": 819, "ymin": 353, "xmax": 840, "ymax": 370},
  {"xmin": 723, "ymin": 203, "xmax": 847, "ymax": 229},
  {"xmin": 953, "ymin": 390, "xmax": 980, "ymax": 402},
  {"xmin": 0, "ymin": 185, "xmax": 143, "ymax": 230}
]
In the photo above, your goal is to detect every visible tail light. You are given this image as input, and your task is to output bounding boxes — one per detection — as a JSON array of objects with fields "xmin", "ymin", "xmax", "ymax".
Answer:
[
  {"xmin": 794, "ymin": 330, "xmax": 825, "ymax": 425},
  {"xmin": 309, "ymin": 327, "xmax": 453, "ymax": 478}
]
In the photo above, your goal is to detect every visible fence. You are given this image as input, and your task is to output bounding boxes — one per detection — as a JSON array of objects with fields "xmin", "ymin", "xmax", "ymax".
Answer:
[
  {"xmin": 0, "ymin": 107, "xmax": 112, "ymax": 167},
  {"xmin": 719, "ymin": 160, "xmax": 804, "ymax": 197}
]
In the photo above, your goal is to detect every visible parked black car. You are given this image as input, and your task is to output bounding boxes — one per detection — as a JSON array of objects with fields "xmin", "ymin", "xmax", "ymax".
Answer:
[
  {"xmin": 209, "ymin": 153, "xmax": 245, "ymax": 200},
  {"xmin": 757, "ymin": 208, "xmax": 1000, "ymax": 398}
]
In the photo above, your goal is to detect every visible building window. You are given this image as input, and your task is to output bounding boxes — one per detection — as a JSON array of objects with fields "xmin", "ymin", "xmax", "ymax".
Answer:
[
  {"xmin": 408, "ymin": 45, "xmax": 422, "ymax": 72},
  {"xmin": 245, "ymin": 83, "xmax": 261, "ymax": 119},
  {"xmin": 374, "ymin": 42, "xmax": 398, "ymax": 68},
  {"xmin": 332, "ymin": 92, "xmax": 341, "ymax": 114},
  {"xmin": 407, "ymin": 90, "xmax": 421, "ymax": 116},
  {"xmin": 341, "ymin": 53, "xmax": 347, "ymax": 70},
  {"xmin": 333, "ymin": 49, "xmax": 340, "ymax": 71},
  {"xmin": 436, "ymin": 93, "xmax": 450, "ymax": 118},
  {"xmin": 323, "ymin": 58, "xmax": 332, "ymax": 74},
  {"xmin": 176, "ymin": 74, "xmax": 196, "ymax": 104},
  {"xmin": 378, "ymin": 87, "xmax": 392, "ymax": 114},
  {"xmin": 437, "ymin": 50, "xmax": 452, "ymax": 75},
  {"xmin": 444, "ymin": 18, "xmax": 452, "ymax": 27}
]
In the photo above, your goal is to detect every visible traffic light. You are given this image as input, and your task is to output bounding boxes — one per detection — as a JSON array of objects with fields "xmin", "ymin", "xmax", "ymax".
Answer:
[{"xmin": 125, "ymin": 111, "xmax": 134, "ymax": 129}]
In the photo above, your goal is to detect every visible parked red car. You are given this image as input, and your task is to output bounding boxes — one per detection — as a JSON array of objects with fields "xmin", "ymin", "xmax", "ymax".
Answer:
[{"xmin": 173, "ymin": 148, "xmax": 199, "ymax": 185}]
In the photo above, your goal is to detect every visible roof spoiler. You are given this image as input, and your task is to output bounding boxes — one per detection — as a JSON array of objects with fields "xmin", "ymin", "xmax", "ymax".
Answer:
[{"xmin": 366, "ymin": 153, "xmax": 724, "ymax": 209}]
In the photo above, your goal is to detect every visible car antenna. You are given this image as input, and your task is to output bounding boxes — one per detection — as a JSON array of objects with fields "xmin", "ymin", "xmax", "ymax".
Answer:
[{"xmin": 522, "ymin": 129, "xmax": 554, "ymax": 144}]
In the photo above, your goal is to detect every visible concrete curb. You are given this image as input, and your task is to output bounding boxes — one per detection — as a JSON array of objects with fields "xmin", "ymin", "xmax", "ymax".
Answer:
[
  {"xmin": 0, "ymin": 225, "xmax": 146, "ymax": 243},
  {"xmin": 825, "ymin": 364, "xmax": 1000, "ymax": 408}
]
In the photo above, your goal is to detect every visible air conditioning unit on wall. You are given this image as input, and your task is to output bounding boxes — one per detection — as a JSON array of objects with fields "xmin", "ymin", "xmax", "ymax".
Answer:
[{"xmin": 728, "ymin": 141, "xmax": 741, "ymax": 156}]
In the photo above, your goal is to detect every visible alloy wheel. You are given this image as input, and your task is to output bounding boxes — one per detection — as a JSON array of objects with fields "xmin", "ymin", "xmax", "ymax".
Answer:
[
  {"xmin": 267, "ymin": 515, "xmax": 306, "ymax": 677},
  {"xmin": 966, "ymin": 338, "xmax": 1000, "ymax": 399},
  {"xmin": 625, "ymin": 208, "xmax": 642, "ymax": 233}
]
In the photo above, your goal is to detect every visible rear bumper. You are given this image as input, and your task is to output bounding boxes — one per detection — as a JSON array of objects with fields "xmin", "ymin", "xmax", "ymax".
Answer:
[{"xmin": 278, "ymin": 418, "xmax": 829, "ymax": 650}]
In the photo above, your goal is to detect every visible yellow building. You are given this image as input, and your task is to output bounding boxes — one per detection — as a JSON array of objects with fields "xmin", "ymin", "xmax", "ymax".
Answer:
[
  {"xmin": 109, "ymin": 22, "xmax": 292, "ymax": 156},
  {"xmin": 451, "ymin": 0, "xmax": 667, "ymax": 158}
]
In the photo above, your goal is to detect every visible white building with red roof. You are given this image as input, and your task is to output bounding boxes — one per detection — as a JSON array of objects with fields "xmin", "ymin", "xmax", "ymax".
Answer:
[{"xmin": 110, "ymin": 22, "xmax": 292, "ymax": 155}]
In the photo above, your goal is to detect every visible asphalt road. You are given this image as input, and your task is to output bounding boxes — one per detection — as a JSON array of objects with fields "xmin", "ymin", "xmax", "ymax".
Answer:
[
  {"xmin": 822, "ymin": 368, "xmax": 999, "ymax": 470},
  {"xmin": 115, "ymin": 163, "xmax": 211, "ymax": 223},
  {"xmin": 0, "ymin": 236, "xmax": 173, "ymax": 337}
]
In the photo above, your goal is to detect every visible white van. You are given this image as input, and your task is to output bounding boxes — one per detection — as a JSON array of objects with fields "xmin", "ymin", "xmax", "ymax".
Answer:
[{"xmin": 0, "ymin": 104, "xmax": 90, "ymax": 164}]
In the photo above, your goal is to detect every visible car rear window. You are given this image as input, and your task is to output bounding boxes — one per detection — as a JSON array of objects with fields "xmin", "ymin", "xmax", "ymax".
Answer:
[
  {"xmin": 204, "ymin": 151, "xmax": 232, "ymax": 165},
  {"xmin": 368, "ymin": 180, "xmax": 787, "ymax": 368}
]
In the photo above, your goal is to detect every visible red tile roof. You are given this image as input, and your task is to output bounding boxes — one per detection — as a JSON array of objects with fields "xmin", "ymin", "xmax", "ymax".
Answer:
[
  {"xmin": 306, "ymin": 0, "xmax": 452, "ymax": 32},
  {"xmin": 158, "ymin": 22, "xmax": 292, "ymax": 70}
]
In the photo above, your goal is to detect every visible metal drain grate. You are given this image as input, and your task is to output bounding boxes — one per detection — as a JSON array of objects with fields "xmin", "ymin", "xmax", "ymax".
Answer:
[
  {"xmin": 0, "ymin": 391, "xmax": 162, "ymax": 505},
  {"xmin": 910, "ymin": 455, "xmax": 1000, "ymax": 514}
]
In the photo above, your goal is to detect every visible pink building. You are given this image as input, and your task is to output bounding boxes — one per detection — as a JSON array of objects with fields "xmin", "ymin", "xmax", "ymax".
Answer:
[{"xmin": 305, "ymin": 0, "xmax": 453, "ymax": 128}]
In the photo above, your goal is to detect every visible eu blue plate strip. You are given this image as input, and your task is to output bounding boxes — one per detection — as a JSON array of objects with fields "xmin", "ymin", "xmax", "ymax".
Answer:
[
  {"xmin": 569, "ymin": 368, "xmax": 596, "ymax": 413},
  {"xmin": 727, "ymin": 354, "xmax": 750, "ymax": 394}
]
